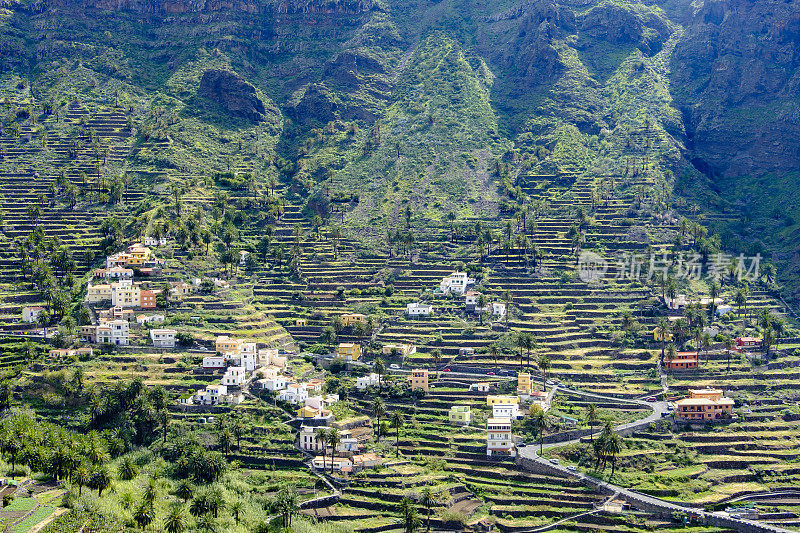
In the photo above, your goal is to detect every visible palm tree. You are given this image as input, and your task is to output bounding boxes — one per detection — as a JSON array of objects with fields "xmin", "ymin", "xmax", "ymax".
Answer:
[
  {"xmin": 175, "ymin": 480, "xmax": 194, "ymax": 503},
  {"xmin": 773, "ymin": 318, "xmax": 786, "ymax": 354},
  {"xmin": 655, "ymin": 316, "xmax": 669, "ymax": 366},
  {"xmin": 399, "ymin": 497, "xmax": 421, "ymax": 533},
  {"xmin": 375, "ymin": 358, "xmax": 386, "ymax": 394},
  {"xmin": 489, "ymin": 343, "xmax": 500, "ymax": 370},
  {"xmin": 701, "ymin": 332, "xmax": 712, "ymax": 365},
  {"xmin": 708, "ymin": 280, "xmax": 720, "ymax": 320},
  {"xmin": 537, "ymin": 355, "xmax": 550, "ymax": 392},
  {"xmin": 604, "ymin": 431, "xmax": 623, "ymax": 477},
  {"xmin": 73, "ymin": 465, "xmax": 89, "ymax": 496},
  {"xmin": 420, "ymin": 487, "xmax": 435, "ymax": 532},
  {"xmin": 522, "ymin": 333, "xmax": 535, "ymax": 370},
  {"xmin": 693, "ymin": 327, "xmax": 703, "ymax": 359},
  {"xmin": 504, "ymin": 290, "xmax": 513, "ymax": 330},
  {"xmin": 665, "ymin": 343, "xmax": 676, "ymax": 372},
  {"xmin": 391, "ymin": 411, "xmax": 404, "ymax": 456},
  {"xmin": 585, "ymin": 404, "xmax": 599, "ymax": 441},
  {"xmin": 735, "ymin": 288, "xmax": 745, "ymax": 320},
  {"xmin": 134, "ymin": 501, "xmax": 154, "ymax": 530},
  {"xmin": 315, "ymin": 427, "xmax": 329, "ymax": 473},
  {"xmin": 164, "ymin": 504, "xmax": 187, "ymax": 533},
  {"xmin": 372, "ymin": 398, "xmax": 386, "ymax": 442},
  {"xmin": 762, "ymin": 327, "xmax": 775, "ymax": 358},
  {"xmin": 477, "ymin": 293, "xmax": 488, "ymax": 325},
  {"xmin": 327, "ymin": 428, "xmax": 341, "ymax": 475},
  {"xmin": 528, "ymin": 404, "xmax": 547, "ymax": 454},
  {"xmin": 230, "ymin": 501, "xmax": 243, "ymax": 525},
  {"xmin": 723, "ymin": 335, "xmax": 735, "ymax": 372},
  {"xmin": 515, "ymin": 332, "xmax": 526, "ymax": 368},
  {"xmin": 218, "ymin": 429, "xmax": 232, "ymax": 458},
  {"xmin": 276, "ymin": 487, "xmax": 299, "ymax": 528}
]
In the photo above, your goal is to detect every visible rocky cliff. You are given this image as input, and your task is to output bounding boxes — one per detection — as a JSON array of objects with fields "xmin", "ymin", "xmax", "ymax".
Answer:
[{"xmin": 671, "ymin": 0, "xmax": 800, "ymax": 179}]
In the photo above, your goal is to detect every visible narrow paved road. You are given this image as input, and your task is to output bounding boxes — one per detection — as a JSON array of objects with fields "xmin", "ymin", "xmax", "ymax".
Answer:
[{"xmin": 517, "ymin": 388, "xmax": 790, "ymax": 533}]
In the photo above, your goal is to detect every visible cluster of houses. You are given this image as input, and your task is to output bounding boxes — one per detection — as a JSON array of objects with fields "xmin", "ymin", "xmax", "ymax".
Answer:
[
  {"xmin": 446, "ymin": 373, "xmax": 552, "ymax": 458},
  {"xmin": 182, "ymin": 336, "xmax": 289, "ymax": 408},
  {"xmin": 404, "ymin": 272, "xmax": 506, "ymax": 320},
  {"xmin": 662, "ymin": 336, "xmax": 765, "ymax": 371},
  {"xmin": 101, "ymin": 242, "xmax": 165, "ymax": 276}
]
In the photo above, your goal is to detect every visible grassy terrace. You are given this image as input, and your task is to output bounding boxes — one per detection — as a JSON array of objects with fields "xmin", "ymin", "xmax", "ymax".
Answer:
[{"xmin": 545, "ymin": 348, "xmax": 800, "ymax": 530}]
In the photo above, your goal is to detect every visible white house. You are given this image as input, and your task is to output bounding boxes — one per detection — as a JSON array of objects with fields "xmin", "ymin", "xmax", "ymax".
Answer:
[
  {"xmin": 105, "ymin": 320, "xmax": 130, "ymax": 346},
  {"xmin": 195, "ymin": 384, "xmax": 228, "ymax": 405},
  {"xmin": 150, "ymin": 328, "xmax": 176, "ymax": 348},
  {"xmin": 487, "ymin": 417, "xmax": 515, "ymax": 457},
  {"xmin": 262, "ymin": 376, "xmax": 287, "ymax": 391},
  {"xmin": 406, "ymin": 302, "xmax": 433, "ymax": 317},
  {"xmin": 136, "ymin": 314, "xmax": 165, "ymax": 325},
  {"xmin": 489, "ymin": 302, "xmax": 506, "ymax": 317},
  {"xmin": 469, "ymin": 382, "xmax": 492, "ymax": 392},
  {"xmin": 222, "ymin": 366, "xmax": 245, "ymax": 387},
  {"xmin": 439, "ymin": 272, "xmax": 475, "ymax": 296},
  {"xmin": 22, "ymin": 306, "xmax": 45, "ymax": 324},
  {"xmin": 202, "ymin": 356, "xmax": 226, "ymax": 369},
  {"xmin": 104, "ymin": 266, "xmax": 134, "ymax": 279},
  {"xmin": 306, "ymin": 394, "xmax": 339, "ymax": 411},
  {"xmin": 143, "ymin": 236, "xmax": 168, "ymax": 247},
  {"xmin": 239, "ymin": 250, "xmax": 251, "ymax": 266},
  {"xmin": 665, "ymin": 294, "xmax": 689, "ymax": 310},
  {"xmin": 177, "ymin": 395, "xmax": 194, "ymax": 407},
  {"xmin": 278, "ymin": 384, "xmax": 309, "ymax": 405},
  {"xmin": 492, "ymin": 403, "xmax": 521, "ymax": 420},
  {"xmin": 465, "ymin": 290, "xmax": 480, "ymax": 312},
  {"xmin": 312, "ymin": 456, "xmax": 352, "ymax": 472},
  {"xmin": 238, "ymin": 342, "xmax": 259, "ymax": 371},
  {"xmin": 298, "ymin": 425, "xmax": 326, "ymax": 452},
  {"xmin": 339, "ymin": 438, "xmax": 359, "ymax": 453},
  {"xmin": 356, "ymin": 373, "xmax": 381, "ymax": 390},
  {"xmin": 260, "ymin": 348, "xmax": 287, "ymax": 368}
]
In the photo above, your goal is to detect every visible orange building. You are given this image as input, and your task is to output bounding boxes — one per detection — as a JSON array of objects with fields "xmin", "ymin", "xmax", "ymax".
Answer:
[
  {"xmin": 675, "ymin": 388, "xmax": 734, "ymax": 421},
  {"xmin": 665, "ymin": 352, "xmax": 698, "ymax": 370},
  {"xmin": 140, "ymin": 290, "xmax": 157, "ymax": 309},
  {"xmin": 409, "ymin": 369, "xmax": 429, "ymax": 392}
]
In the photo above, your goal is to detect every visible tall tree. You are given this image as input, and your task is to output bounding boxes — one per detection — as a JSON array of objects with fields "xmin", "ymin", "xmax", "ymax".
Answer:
[
  {"xmin": 391, "ymin": 411, "xmax": 404, "ymax": 456},
  {"xmin": 372, "ymin": 398, "xmax": 386, "ymax": 442}
]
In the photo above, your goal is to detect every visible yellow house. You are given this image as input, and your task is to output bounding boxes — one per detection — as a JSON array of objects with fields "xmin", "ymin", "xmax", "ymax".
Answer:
[
  {"xmin": 449, "ymin": 405, "xmax": 471, "ymax": 426},
  {"xmin": 517, "ymin": 373, "xmax": 533, "ymax": 396},
  {"xmin": 487, "ymin": 395, "xmax": 519, "ymax": 407},
  {"xmin": 216, "ymin": 335, "xmax": 243, "ymax": 355},
  {"xmin": 111, "ymin": 280, "xmax": 140, "ymax": 308},
  {"xmin": 409, "ymin": 369, "xmax": 429, "ymax": 392},
  {"xmin": 676, "ymin": 388, "xmax": 734, "ymax": 421},
  {"xmin": 296, "ymin": 405, "xmax": 332, "ymax": 419},
  {"xmin": 85, "ymin": 284, "xmax": 112, "ymax": 303},
  {"xmin": 338, "ymin": 343, "xmax": 361, "ymax": 361},
  {"xmin": 653, "ymin": 327, "xmax": 673, "ymax": 342},
  {"xmin": 342, "ymin": 313, "xmax": 367, "ymax": 327},
  {"xmin": 295, "ymin": 318, "xmax": 308, "ymax": 327},
  {"xmin": 126, "ymin": 244, "xmax": 154, "ymax": 266}
]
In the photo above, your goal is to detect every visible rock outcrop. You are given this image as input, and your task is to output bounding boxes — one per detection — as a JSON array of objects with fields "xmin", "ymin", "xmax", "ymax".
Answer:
[
  {"xmin": 671, "ymin": 0, "xmax": 800, "ymax": 178},
  {"xmin": 198, "ymin": 69, "xmax": 266, "ymax": 122}
]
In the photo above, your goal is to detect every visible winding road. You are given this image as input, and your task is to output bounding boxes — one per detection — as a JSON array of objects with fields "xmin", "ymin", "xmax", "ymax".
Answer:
[{"xmin": 516, "ymin": 386, "xmax": 791, "ymax": 533}]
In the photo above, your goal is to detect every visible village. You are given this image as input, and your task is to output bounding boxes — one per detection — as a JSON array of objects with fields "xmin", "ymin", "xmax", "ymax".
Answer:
[{"xmin": 16, "ymin": 240, "xmax": 754, "ymax": 486}]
